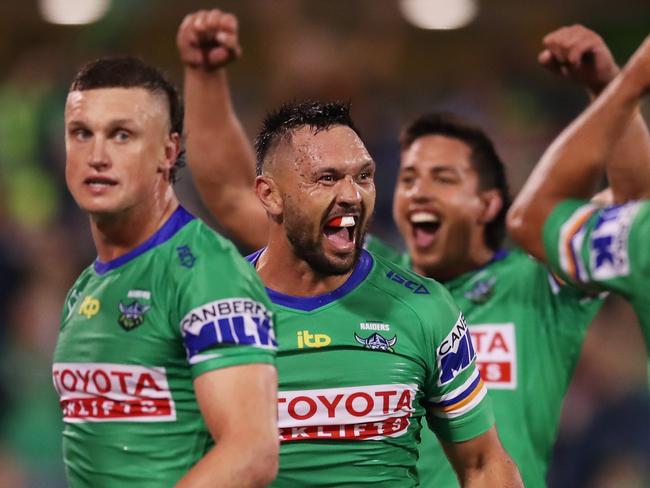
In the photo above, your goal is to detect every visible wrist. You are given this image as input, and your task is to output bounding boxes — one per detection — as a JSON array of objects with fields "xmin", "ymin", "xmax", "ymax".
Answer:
[
  {"xmin": 587, "ymin": 67, "xmax": 621, "ymax": 98},
  {"xmin": 619, "ymin": 63, "xmax": 648, "ymax": 101},
  {"xmin": 184, "ymin": 65, "xmax": 228, "ymax": 81}
]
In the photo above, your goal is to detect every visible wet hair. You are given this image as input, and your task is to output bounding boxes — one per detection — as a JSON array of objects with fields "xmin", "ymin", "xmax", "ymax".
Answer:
[
  {"xmin": 400, "ymin": 111, "xmax": 511, "ymax": 251},
  {"xmin": 254, "ymin": 100, "xmax": 361, "ymax": 175},
  {"xmin": 69, "ymin": 56, "xmax": 185, "ymax": 183}
]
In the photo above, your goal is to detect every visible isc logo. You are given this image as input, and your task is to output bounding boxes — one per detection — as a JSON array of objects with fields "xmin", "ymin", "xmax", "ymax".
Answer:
[
  {"xmin": 385, "ymin": 271, "xmax": 429, "ymax": 294},
  {"xmin": 297, "ymin": 330, "xmax": 331, "ymax": 348}
]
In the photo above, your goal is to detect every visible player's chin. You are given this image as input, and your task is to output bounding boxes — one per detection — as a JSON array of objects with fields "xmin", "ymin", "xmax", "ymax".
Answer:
[
  {"xmin": 407, "ymin": 238, "xmax": 442, "ymax": 265},
  {"xmin": 325, "ymin": 254, "xmax": 357, "ymax": 275},
  {"xmin": 318, "ymin": 246, "xmax": 360, "ymax": 275}
]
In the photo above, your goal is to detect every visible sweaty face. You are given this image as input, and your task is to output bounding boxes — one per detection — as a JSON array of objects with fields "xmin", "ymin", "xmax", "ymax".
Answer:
[
  {"xmin": 64, "ymin": 87, "xmax": 173, "ymax": 219},
  {"xmin": 393, "ymin": 135, "xmax": 486, "ymax": 280},
  {"xmin": 274, "ymin": 125, "xmax": 376, "ymax": 275}
]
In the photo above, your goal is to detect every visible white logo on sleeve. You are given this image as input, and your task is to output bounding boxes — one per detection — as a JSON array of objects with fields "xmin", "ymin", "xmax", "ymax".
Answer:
[
  {"xmin": 588, "ymin": 203, "xmax": 641, "ymax": 281},
  {"xmin": 469, "ymin": 323, "xmax": 516, "ymax": 389}
]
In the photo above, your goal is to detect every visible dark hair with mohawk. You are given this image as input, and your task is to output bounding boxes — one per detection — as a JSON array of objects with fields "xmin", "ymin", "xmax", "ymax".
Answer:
[
  {"xmin": 400, "ymin": 111, "xmax": 511, "ymax": 252},
  {"xmin": 254, "ymin": 100, "xmax": 360, "ymax": 175},
  {"xmin": 69, "ymin": 56, "xmax": 185, "ymax": 183}
]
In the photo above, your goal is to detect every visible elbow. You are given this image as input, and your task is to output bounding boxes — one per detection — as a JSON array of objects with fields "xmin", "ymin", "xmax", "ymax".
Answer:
[
  {"xmin": 506, "ymin": 203, "xmax": 528, "ymax": 248},
  {"xmin": 506, "ymin": 202, "xmax": 547, "ymax": 261}
]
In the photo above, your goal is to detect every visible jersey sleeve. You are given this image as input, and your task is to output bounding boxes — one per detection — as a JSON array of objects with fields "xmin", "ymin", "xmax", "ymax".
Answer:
[
  {"xmin": 173, "ymin": 231, "xmax": 276, "ymax": 378},
  {"xmin": 542, "ymin": 199, "xmax": 650, "ymax": 299},
  {"xmin": 422, "ymin": 287, "xmax": 495, "ymax": 443},
  {"xmin": 526, "ymin": 251, "xmax": 604, "ymax": 358}
]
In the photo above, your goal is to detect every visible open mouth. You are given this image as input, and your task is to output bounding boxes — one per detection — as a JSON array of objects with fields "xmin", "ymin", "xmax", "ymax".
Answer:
[
  {"xmin": 323, "ymin": 215, "xmax": 357, "ymax": 252},
  {"xmin": 410, "ymin": 211, "xmax": 441, "ymax": 249},
  {"xmin": 84, "ymin": 176, "xmax": 118, "ymax": 189}
]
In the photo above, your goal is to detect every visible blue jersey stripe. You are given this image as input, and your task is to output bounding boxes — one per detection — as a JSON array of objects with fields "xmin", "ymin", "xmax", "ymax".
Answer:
[
  {"xmin": 94, "ymin": 206, "xmax": 195, "ymax": 275},
  {"xmin": 246, "ymin": 249, "xmax": 374, "ymax": 311}
]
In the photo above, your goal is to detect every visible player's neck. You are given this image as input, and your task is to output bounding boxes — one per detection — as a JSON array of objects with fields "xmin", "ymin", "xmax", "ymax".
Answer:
[
  {"xmin": 90, "ymin": 189, "xmax": 178, "ymax": 263},
  {"xmin": 416, "ymin": 241, "xmax": 495, "ymax": 282},
  {"xmin": 256, "ymin": 231, "xmax": 353, "ymax": 297}
]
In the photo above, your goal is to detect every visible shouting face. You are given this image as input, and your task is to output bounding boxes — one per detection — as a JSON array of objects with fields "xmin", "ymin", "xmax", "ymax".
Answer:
[
  {"xmin": 393, "ymin": 135, "xmax": 498, "ymax": 280},
  {"xmin": 265, "ymin": 125, "xmax": 376, "ymax": 275}
]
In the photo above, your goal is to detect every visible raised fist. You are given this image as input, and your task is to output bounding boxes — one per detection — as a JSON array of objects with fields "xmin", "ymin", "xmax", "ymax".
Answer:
[
  {"xmin": 177, "ymin": 9, "xmax": 242, "ymax": 71},
  {"xmin": 540, "ymin": 25, "xmax": 619, "ymax": 94}
]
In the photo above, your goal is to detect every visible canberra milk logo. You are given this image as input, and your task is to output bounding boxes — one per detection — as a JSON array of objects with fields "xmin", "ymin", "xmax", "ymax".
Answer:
[
  {"xmin": 181, "ymin": 298, "xmax": 276, "ymax": 362},
  {"xmin": 437, "ymin": 313, "xmax": 476, "ymax": 385},
  {"xmin": 589, "ymin": 203, "xmax": 640, "ymax": 281}
]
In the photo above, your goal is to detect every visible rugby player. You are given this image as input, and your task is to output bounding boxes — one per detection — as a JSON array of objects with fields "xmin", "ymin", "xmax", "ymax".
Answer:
[
  {"xmin": 53, "ymin": 56, "xmax": 278, "ymax": 487},
  {"xmin": 508, "ymin": 32, "xmax": 650, "ymax": 380},
  {"xmin": 179, "ymin": 9, "xmax": 522, "ymax": 488},
  {"xmin": 179, "ymin": 13, "xmax": 630, "ymax": 487}
]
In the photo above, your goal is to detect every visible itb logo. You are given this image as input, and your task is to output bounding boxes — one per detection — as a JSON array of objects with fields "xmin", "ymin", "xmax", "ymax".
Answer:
[
  {"xmin": 297, "ymin": 330, "xmax": 331, "ymax": 348},
  {"xmin": 78, "ymin": 296, "xmax": 100, "ymax": 319}
]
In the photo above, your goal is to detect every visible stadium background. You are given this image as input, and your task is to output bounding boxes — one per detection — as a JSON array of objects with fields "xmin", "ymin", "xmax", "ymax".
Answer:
[{"xmin": 0, "ymin": 1, "xmax": 648, "ymax": 486}]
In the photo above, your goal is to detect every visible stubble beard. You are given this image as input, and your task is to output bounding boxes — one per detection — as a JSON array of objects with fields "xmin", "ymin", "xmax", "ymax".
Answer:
[{"xmin": 284, "ymin": 206, "xmax": 366, "ymax": 277}]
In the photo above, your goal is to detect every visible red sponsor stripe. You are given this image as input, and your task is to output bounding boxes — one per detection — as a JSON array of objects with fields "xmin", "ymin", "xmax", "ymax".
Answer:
[
  {"xmin": 61, "ymin": 397, "xmax": 172, "ymax": 420},
  {"xmin": 279, "ymin": 415, "xmax": 410, "ymax": 442},
  {"xmin": 476, "ymin": 361, "xmax": 511, "ymax": 383}
]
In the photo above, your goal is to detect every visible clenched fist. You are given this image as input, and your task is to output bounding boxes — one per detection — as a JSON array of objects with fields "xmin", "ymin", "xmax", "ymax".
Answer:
[
  {"xmin": 177, "ymin": 9, "xmax": 242, "ymax": 71},
  {"xmin": 539, "ymin": 24, "xmax": 619, "ymax": 95}
]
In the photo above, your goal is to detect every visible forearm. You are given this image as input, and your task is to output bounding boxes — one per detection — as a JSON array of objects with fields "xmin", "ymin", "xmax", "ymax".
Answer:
[
  {"xmin": 176, "ymin": 437, "xmax": 278, "ymax": 488},
  {"xmin": 459, "ymin": 455, "xmax": 522, "ymax": 488},
  {"xmin": 605, "ymin": 109, "xmax": 650, "ymax": 202},
  {"xmin": 184, "ymin": 68, "xmax": 268, "ymax": 248},
  {"xmin": 509, "ymin": 68, "xmax": 642, "ymax": 258},
  {"xmin": 184, "ymin": 68, "xmax": 257, "ymax": 190}
]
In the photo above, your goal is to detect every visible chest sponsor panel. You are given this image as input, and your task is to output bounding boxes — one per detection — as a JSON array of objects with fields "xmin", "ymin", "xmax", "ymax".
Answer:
[
  {"xmin": 469, "ymin": 324, "xmax": 516, "ymax": 389},
  {"xmin": 52, "ymin": 363, "xmax": 176, "ymax": 423},
  {"xmin": 278, "ymin": 384, "xmax": 417, "ymax": 442}
]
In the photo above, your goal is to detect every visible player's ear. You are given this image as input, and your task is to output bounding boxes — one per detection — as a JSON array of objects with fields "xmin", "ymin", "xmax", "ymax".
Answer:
[
  {"xmin": 256, "ymin": 175, "xmax": 283, "ymax": 218},
  {"xmin": 478, "ymin": 188, "xmax": 503, "ymax": 225},
  {"xmin": 160, "ymin": 132, "xmax": 181, "ymax": 175}
]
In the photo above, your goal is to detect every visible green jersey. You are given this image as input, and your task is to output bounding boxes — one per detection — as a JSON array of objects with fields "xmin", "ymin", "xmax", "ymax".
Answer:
[
  {"xmin": 366, "ymin": 237, "xmax": 602, "ymax": 488},
  {"xmin": 246, "ymin": 249, "xmax": 494, "ymax": 487},
  {"xmin": 543, "ymin": 199, "xmax": 650, "ymax": 379},
  {"xmin": 53, "ymin": 206, "xmax": 276, "ymax": 487}
]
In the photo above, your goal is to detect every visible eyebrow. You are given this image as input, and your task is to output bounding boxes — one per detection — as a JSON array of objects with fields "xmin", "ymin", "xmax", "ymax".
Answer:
[
  {"xmin": 66, "ymin": 118, "xmax": 137, "ymax": 130},
  {"xmin": 314, "ymin": 158, "xmax": 375, "ymax": 173},
  {"xmin": 400, "ymin": 164, "xmax": 462, "ymax": 173},
  {"xmin": 430, "ymin": 165, "xmax": 462, "ymax": 174}
]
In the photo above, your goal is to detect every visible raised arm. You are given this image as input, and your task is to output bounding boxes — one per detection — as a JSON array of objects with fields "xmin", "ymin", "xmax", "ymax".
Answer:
[
  {"xmin": 508, "ymin": 34, "xmax": 650, "ymax": 260},
  {"xmin": 538, "ymin": 24, "xmax": 650, "ymax": 203},
  {"xmin": 176, "ymin": 364, "xmax": 279, "ymax": 488},
  {"xmin": 177, "ymin": 9, "xmax": 268, "ymax": 250},
  {"xmin": 441, "ymin": 427, "xmax": 523, "ymax": 488}
]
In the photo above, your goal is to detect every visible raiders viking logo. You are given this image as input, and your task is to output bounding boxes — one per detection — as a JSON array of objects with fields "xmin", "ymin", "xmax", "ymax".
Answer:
[
  {"xmin": 118, "ymin": 301, "xmax": 151, "ymax": 331},
  {"xmin": 354, "ymin": 332, "xmax": 397, "ymax": 352}
]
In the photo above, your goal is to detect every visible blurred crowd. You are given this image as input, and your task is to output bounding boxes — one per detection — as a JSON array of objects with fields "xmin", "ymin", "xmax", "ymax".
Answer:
[{"xmin": 0, "ymin": 1, "xmax": 648, "ymax": 486}]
